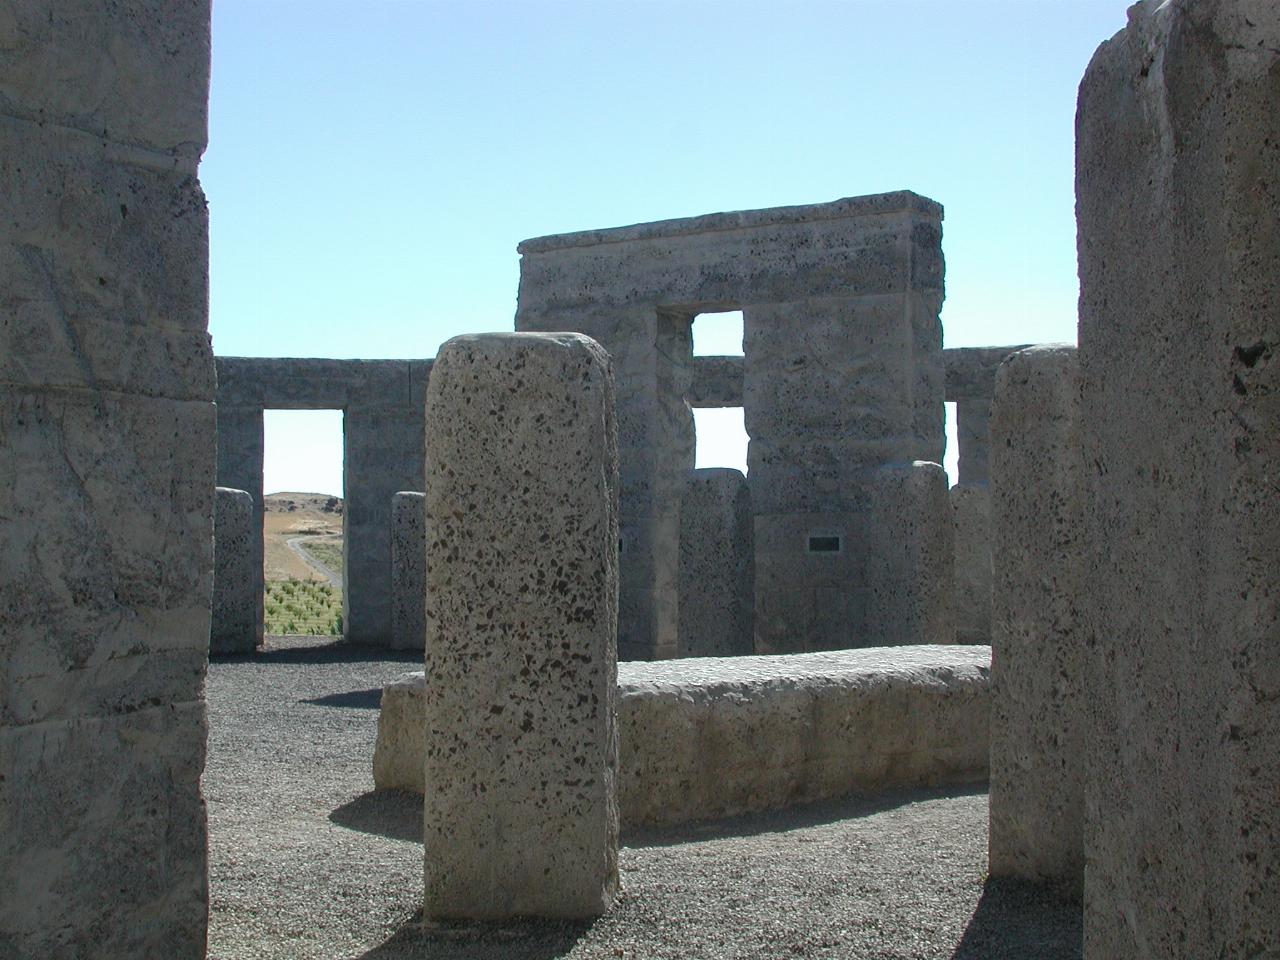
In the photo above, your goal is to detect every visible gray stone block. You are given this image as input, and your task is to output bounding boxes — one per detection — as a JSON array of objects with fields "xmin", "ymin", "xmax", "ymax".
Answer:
[
  {"xmin": 213, "ymin": 357, "xmax": 430, "ymax": 645},
  {"xmin": 518, "ymin": 193, "xmax": 945, "ymax": 660},
  {"xmin": 864, "ymin": 461, "xmax": 955, "ymax": 646},
  {"xmin": 678, "ymin": 469, "xmax": 753, "ymax": 656},
  {"xmin": 1077, "ymin": 2, "xmax": 1280, "ymax": 955},
  {"xmin": 987, "ymin": 345, "xmax": 1083, "ymax": 897},
  {"xmin": 211, "ymin": 487, "xmax": 257, "ymax": 654},
  {"xmin": 374, "ymin": 645, "xmax": 991, "ymax": 829},
  {"xmin": 390, "ymin": 491, "xmax": 426, "ymax": 651},
  {"xmin": 423, "ymin": 332, "xmax": 619, "ymax": 920},
  {"xmin": 0, "ymin": 1, "xmax": 210, "ymax": 157},
  {"xmin": 0, "ymin": 4, "xmax": 213, "ymax": 954},
  {"xmin": 950, "ymin": 483, "xmax": 992, "ymax": 644}
]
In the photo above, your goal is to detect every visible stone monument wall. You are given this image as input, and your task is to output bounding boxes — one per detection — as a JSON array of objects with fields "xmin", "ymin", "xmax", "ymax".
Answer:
[
  {"xmin": 0, "ymin": 4, "xmax": 214, "ymax": 955},
  {"xmin": 517, "ymin": 193, "xmax": 947, "ymax": 657},
  {"xmin": 214, "ymin": 357, "xmax": 431, "ymax": 645},
  {"xmin": 1077, "ymin": 2, "xmax": 1280, "ymax": 954}
]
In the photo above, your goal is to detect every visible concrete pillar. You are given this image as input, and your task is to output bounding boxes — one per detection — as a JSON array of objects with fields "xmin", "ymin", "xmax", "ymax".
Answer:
[
  {"xmin": 748, "ymin": 292, "xmax": 945, "ymax": 652},
  {"xmin": 864, "ymin": 461, "xmax": 954, "ymax": 646},
  {"xmin": 951, "ymin": 483, "xmax": 992, "ymax": 644},
  {"xmin": 390, "ymin": 491, "xmax": 426, "ymax": 651},
  {"xmin": 212, "ymin": 487, "xmax": 258, "ymax": 654},
  {"xmin": 955, "ymin": 399, "xmax": 992, "ymax": 485},
  {"xmin": 343, "ymin": 401, "xmax": 426, "ymax": 644},
  {"xmin": 423, "ymin": 332, "xmax": 619, "ymax": 920},
  {"xmin": 678, "ymin": 468, "xmax": 754, "ymax": 656},
  {"xmin": 0, "ymin": 4, "xmax": 213, "ymax": 956},
  {"xmin": 1077, "ymin": 3, "xmax": 1280, "ymax": 955},
  {"xmin": 987, "ymin": 345, "xmax": 1084, "ymax": 897},
  {"xmin": 215, "ymin": 403, "xmax": 264, "ymax": 644}
]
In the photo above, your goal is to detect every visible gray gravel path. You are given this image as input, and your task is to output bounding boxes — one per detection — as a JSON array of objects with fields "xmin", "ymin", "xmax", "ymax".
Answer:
[{"xmin": 206, "ymin": 639, "xmax": 1081, "ymax": 960}]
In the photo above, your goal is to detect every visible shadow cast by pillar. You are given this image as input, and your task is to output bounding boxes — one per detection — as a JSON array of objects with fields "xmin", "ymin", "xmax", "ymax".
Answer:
[{"xmin": 950, "ymin": 877, "xmax": 1082, "ymax": 960}]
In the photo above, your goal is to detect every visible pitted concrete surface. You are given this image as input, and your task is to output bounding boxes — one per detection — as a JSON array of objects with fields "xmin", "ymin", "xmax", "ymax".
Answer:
[
  {"xmin": 206, "ymin": 639, "xmax": 1079, "ymax": 959},
  {"xmin": 376, "ymin": 646, "xmax": 990, "ymax": 827}
]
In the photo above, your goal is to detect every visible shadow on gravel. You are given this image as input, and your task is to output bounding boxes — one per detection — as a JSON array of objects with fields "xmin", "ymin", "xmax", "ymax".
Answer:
[
  {"xmin": 301, "ymin": 687, "xmax": 384, "ymax": 709},
  {"xmin": 359, "ymin": 913, "xmax": 593, "ymax": 960},
  {"xmin": 623, "ymin": 781, "xmax": 988, "ymax": 849},
  {"xmin": 212, "ymin": 637, "xmax": 423, "ymax": 666},
  {"xmin": 331, "ymin": 790, "xmax": 424, "ymax": 843},
  {"xmin": 951, "ymin": 878, "xmax": 1082, "ymax": 959}
]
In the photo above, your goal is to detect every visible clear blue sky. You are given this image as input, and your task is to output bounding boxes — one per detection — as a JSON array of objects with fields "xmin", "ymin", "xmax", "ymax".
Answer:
[{"xmin": 203, "ymin": 0, "xmax": 1131, "ymax": 497}]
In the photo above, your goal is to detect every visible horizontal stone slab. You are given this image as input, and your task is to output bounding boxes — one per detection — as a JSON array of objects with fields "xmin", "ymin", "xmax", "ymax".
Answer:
[{"xmin": 375, "ymin": 645, "xmax": 990, "ymax": 828}]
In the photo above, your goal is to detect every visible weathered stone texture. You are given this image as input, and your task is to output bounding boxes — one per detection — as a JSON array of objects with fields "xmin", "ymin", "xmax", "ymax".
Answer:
[
  {"xmin": 518, "ymin": 193, "xmax": 945, "ymax": 658},
  {"xmin": 0, "ymin": 3, "xmax": 213, "ymax": 956},
  {"xmin": 950, "ymin": 483, "xmax": 992, "ymax": 645},
  {"xmin": 375, "ymin": 646, "xmax": 991, "ymax": 828},
  {"xmin": 1077, "ymin": 2, "xmax": 1280, "ymax": 955},
  {"xmin": 987, "ymin": 345, "xmax": 1084, "ymax": 897},
  {"xmin": 942, "ymin": 345, "xmax": 1031, "ymax": 486},
  {"xmin": 422, "ymin": 333, "xmax": 619, "ymax": 920},
  {"xmin": 211, "ymin": 486, "xmax": 257, "ymax": 654},
  {"xmin": 390, "ymin": 491, "xmax": 426, "ymax": 651},
  {"xmin": 214, "ymin": 357, "xmax": 430, "ymax": 644},
  {"xmin": 678, "ymin": 469, "xmax": 754, "ymax": 656}
]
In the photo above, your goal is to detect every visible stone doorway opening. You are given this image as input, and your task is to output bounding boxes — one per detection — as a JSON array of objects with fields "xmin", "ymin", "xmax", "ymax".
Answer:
[{"xmin": 261, "ymin": 409, "xmax": 346, "ymax": 641}]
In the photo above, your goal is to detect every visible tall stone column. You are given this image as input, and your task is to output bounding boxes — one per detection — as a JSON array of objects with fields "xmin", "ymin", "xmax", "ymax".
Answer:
[
  {"xmin": 212, "ymin": 487, "xmax": 258, "ymax": 654},
  {"xmin": 987, "ymin": 345, "xmax": 1084, "ymax": 897},
  {"xmin": 678, "ymin": 468, "xmax": 754, "ymax": 656},
  {"xmin": 1077, "ymin": 2, "xmax": 1280, "ymax": 955},
  {"xmin": 0, "ymin": 4, "xmax": 214, "ymax": 955},
  {"xmin": 422, "ymin": 333, "xmax": 620, "ymax": 919},
  {"xmin": 215, "ymin": 403, "xmax": 264, "ymax": 644},
  {"xmin": 390, "ymin": 491, "xmax": 426, "ymax": 651}
]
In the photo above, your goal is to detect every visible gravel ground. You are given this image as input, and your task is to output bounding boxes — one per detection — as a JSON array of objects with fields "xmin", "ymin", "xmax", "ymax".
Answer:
[{"xmin": 206, "ymin": 638, "xmax": 1082, "ymax": 960}]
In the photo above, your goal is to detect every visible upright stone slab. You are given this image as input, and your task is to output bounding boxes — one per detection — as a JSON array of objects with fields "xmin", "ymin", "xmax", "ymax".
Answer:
[
  {"xmin": 987, "ymin": 345, "xmax": 1084, "ymax": 897},
  {"xmin": 1077, "ymin": 2, "xmax": 1280, "ymax": 955},
  {"xmin": 678, "ymin": 468, "xmax": 754, "ymax": 656},
  {"xmin": 423, "ymin": 333, "xmax": 619, "ymax": 920},
  {"xmin": 390, "ymin": 491, "xmax": 426, "ymax": 650},
  {"xmin": 951, "ymin": 484, "xmax": 992, "ymax": 644},
  {"xmin": 0, "ymin": 4, "xmax": 213, "ymax": 956},
  {"xmin": 211, "ymin": 487, "xmax": 257, "ymax": 654},
  {"xmin": 861, "ymin": 461, "xmax": 954, "ymax": 646}
]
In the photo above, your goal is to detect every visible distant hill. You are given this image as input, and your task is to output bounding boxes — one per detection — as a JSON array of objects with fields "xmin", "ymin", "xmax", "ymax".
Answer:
[{"xmin": 265, "ymin": 492, "xmax": 343, "ymax": 516}]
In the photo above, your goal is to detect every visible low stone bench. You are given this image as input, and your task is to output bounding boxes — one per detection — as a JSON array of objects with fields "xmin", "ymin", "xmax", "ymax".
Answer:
[{"xmin": 374, "ymin": 645, "xmax": 991, "ymax": 829}]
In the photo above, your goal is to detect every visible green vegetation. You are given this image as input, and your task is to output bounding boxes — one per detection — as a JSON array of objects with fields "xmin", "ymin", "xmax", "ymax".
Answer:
[
  {"xmin": 299, "ymin": 538, "xmax": 343, "ymax": 575},
  {"xmin": 264, "ymin": 578, "xmax": 343, "ymax": 636}
]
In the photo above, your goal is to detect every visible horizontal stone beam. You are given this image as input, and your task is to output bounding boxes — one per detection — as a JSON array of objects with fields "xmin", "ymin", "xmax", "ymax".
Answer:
[
  {"xmin": 214, "ymin": 357, "xmax": 431, "ymax": 411},
  {"xmin": 943, "ymin": 345, "xmax": 1034, "ymax": 401},
  {"xmin": 375, "ymin": 645, "xmax": 990, "ymax": 829},
  {"xmin": 687, "ymin": 355, "xmax": 744, "ymax": 407}
]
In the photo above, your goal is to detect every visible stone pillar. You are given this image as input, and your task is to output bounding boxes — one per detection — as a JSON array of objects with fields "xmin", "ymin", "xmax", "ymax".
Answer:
[
  {"xmin": 678, "ymin": 468, "xmax": 754, "ymax": 657},
  {"xmin": 516, "ymin": 306, "xmax": 689, "ymax": 661},
  {"xmin": 215, "ymin": 403, "xmax": 264, "ymax": 642},
  {"xmin": 955, "ymin": 399, "xmax": 991, "ymax": 485},
  {"xmin": 343, "ymin": 401, "xmax": 426, "ymax": 644},
  {"xmin": 390, "ymin": 491, "xmax": 426, "ymax": 651},
  {"xmin": 987, "ymin": 345, "xmax": 1084, "ymax": 896},
  {"xmin": 1077, "ymin": 3, "xmax": 1280, "ymax": 955},
  {"xmin": 0, "ymin": 4, "xmax": 213, "ymax": 956},
  {"xmin": 212, "ymin": 487, "xmax": 258, "ymax": 654},
  {"xmin": 748, "ymin": 291, "xmax": 945, "ymax": 652},
  {"xmin": 951, "ymin": 483, "xmax": 992, "ymax": 644},
  {"xmin": 864, "ymin": 461, "xmax": 954, "ymax": 646},
  {"xmin": 423, "ymin": 332, "xmax": 619, "ymax": 920}
]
